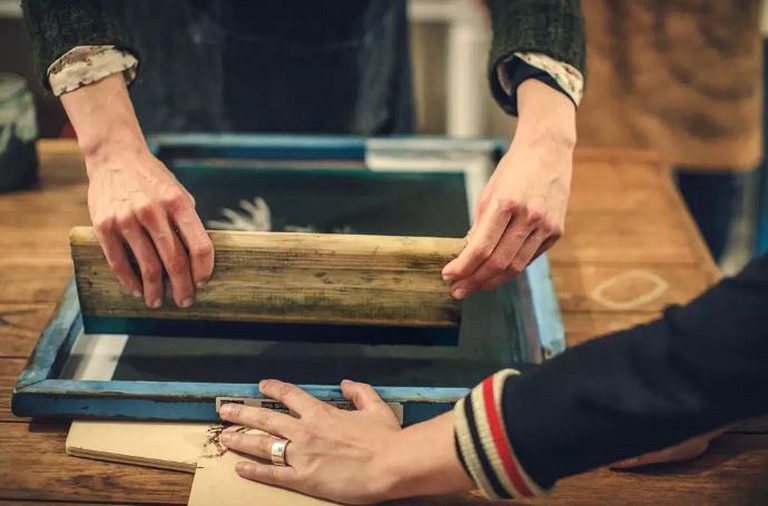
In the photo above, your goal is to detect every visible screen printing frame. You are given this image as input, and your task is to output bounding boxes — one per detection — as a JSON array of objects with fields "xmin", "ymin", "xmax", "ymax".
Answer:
[{"xmin": 12, "ymin": 135, "xmax": 565, "ymax": 425}]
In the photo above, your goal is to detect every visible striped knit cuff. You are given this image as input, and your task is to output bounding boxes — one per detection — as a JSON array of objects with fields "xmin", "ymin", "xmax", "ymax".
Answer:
[{"xmin": 453, "ymin": 369, "xmax": 547, "ymax": 499}]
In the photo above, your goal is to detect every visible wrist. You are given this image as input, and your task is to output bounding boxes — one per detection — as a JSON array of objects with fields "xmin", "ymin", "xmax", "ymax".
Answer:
[
  {"xmin": 79, "ymin": 126, "xmax": 149, "ymax": 169},
  {"xmin": 59, "ymin": 73, "xmax": 150, "ymax": 170},
  {"xmin": 378, "ymin": 413, "xmax": 474, "ymax": 501},
  {"xmin": 514, "ymin": 80, "xmax": 577, "ymax": 152}
]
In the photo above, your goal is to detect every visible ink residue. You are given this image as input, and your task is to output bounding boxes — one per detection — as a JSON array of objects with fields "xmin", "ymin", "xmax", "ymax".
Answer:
[{"xmin": 201, "ymin": 423, "xmax": 249, "ymax": 459}]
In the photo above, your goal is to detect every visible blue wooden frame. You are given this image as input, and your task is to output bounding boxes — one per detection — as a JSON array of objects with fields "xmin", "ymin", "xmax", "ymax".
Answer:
[{"xmin": 12, "ymin": 134, "xmax": 564, "ymax": 425}]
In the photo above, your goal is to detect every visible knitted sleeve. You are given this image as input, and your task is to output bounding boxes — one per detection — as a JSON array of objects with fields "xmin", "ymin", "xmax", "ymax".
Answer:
[
  {"xmin": 486, "ymin": 0, "xmax": 586, "ymax": 115},
  {"xmin": 21, "ymin": 0, "xmax": 139, "ymax": 91}
]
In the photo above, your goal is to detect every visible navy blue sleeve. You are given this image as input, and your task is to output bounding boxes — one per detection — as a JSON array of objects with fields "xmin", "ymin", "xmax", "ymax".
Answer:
[{"xmin": 503, "ymin": 254, "xmax": 768, "ymax": 487}]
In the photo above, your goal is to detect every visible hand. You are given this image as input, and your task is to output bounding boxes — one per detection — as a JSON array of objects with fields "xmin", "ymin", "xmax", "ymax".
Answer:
[
  {"xmin": 610, "ymin": 427, "xmax": 726, "ymax": 469},
  {"xmin": 60, "ymin": 74, "xmax": 214, "ymax": 308},
  {"xmin": 86, "ymin": 147, "xmax": 213, "ymax": 308},
  {"xmin": 218, "ymin": 379, "xmax": 473, "ymax": 504},
  {"xmin": 442, "ymin": 80, "xmax": 575, "ymax": 298}
]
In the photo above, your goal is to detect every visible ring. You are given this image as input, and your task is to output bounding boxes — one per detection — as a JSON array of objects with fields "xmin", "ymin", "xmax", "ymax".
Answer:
[{"xmin": 270, "ymin": 438, "xmax": 290, "ymax": 467}]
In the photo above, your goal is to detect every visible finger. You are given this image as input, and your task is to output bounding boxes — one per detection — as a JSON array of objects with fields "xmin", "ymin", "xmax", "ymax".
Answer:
[
  {"xmin": 449, "ymin": 220, "xmax": 533, "ymax": 298},
  {"xmin": 118, "ymin": 216, "xmax": 164, "ymax": 308},
  {"xmin": 340, "ymin": 379, "xmax": 389, "ymax": 413},
  {"xmin": 258, "ymin": 379, "xmax": 324, "ymax": 418},
  {"xmin": 532, "ymin": 235, "xmax": 558, "ymax": 262},
  {"xmin": 478, "ymin": 269, "xmax": 515, "ymax": 292},
  {"xmin": 182, "ymin": 186, "xmax": 196, "ymax": 206},
  {"xmin": 480, "ymin": 226, "xmax": 558, "ymax": 290},
  {"xmin": 236, "ymin": 461, "xmax": 299, "ymax": 490},
  {"xmin": 510, "ymin": 228, "xmax": 550, "ymax": 272},
  {"xmin": 135, "ymin": 204, "xmax": 195, "ymax": 308},
  {"xmin": 441, "ymin": 206, "xmax": 512, "ymax": 284},
  {"xmin": 219, "ymin": 403, "xmax": 299, "ymax": 438},
  {"xmin": 172, "ymin": 206, "xmax": 214, "ymax": 289},
  {"xmin": 94, "ymin": 224, "xmax": 142, "ymax": 298},
  {"xmin": 220, "ymin": 431, "xmax": 280, "ymax": 462}
]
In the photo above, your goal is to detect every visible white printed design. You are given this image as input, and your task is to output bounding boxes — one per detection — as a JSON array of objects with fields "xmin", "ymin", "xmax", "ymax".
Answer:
[{"xmin": 207, "ymin": 196, "xmax": 354, "ymax": 234}]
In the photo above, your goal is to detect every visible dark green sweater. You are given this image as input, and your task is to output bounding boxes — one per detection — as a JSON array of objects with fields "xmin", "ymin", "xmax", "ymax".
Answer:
[{"xmin": 22, "ymin": 0, "xmax": 585, "ymax": 123}]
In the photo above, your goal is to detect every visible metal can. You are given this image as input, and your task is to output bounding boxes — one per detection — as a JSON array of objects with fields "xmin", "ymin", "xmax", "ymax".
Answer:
[{"xmin": 0, "ymin": 73, "xmax": 38, "ymax": 192}]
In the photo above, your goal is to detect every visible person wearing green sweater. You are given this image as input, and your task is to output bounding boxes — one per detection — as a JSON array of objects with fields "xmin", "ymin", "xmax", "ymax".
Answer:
[{"xmin": 23, "ymin": 0, "xmax": 585, "ymax": 311}]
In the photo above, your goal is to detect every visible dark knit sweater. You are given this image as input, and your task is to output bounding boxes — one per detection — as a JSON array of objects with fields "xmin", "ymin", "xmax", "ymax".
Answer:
[
  {"xmin": 22, "ymin": 0, "xmax": 586, "ymax": 118},
  {"xmin": 22, "ymin": 0, "xmax": 138, "ymax": 77}
]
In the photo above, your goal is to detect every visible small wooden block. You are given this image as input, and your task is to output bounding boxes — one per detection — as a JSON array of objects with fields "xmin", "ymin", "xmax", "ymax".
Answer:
[{"xmin": 70, "ymin": 227, "xmax": 464, "ymax": 327}]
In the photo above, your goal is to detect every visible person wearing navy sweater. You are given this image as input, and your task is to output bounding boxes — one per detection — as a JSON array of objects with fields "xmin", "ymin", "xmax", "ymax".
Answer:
[{"xmin": 216, "ymin": 254, "xmax": 768, "ymax": 503}]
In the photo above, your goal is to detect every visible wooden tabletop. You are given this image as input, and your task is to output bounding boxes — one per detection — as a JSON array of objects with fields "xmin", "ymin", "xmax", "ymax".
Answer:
[{"xmin": 1, "ymin": 140, "xmax": 766, "ymax": 505}]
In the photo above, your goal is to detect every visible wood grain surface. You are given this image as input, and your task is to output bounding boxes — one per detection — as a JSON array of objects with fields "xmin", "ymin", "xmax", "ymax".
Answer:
[
  {"xmin": 1, "ymin": 140, "xmax": 765, "ymax": 505},
  {"xmin": 71, "ymin": 227, "xmax": 464, "ymax": 327},
  {"xmin": 578, "ymin": 0, "xmax": 763, "ymax": 170}
]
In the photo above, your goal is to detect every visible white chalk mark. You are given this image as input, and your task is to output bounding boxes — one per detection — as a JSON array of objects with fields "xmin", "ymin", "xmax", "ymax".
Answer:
[{"xmin": 589, "ymin": 269, "xmax": 669, "ymax": 310}]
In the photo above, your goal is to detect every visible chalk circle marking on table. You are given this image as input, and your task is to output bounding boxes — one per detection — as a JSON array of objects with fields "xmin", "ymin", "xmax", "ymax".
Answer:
[{"xmin": 589, "ymin": 269, "xmax": 669, "ymax": 310}]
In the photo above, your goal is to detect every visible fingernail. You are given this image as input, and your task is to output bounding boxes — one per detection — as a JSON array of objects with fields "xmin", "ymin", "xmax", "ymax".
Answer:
[
  {"xmin": 219, "ymin": 404, "xmax": 233, "ymax": 417},
  {"xmin": 150, "ymin": 299, "xmax": 161, "ymax": 309},
  {"xmin": 442, "ymin": 273, "xmax": 454, "ymax": 282},
  {"xmin": 453, "ymin": 287, "xmax": 467, "ymax": 299},
  {"xmin": 220, "ymin": 432, "xmax": 232, "ymax": 445},
  {"xmin": 235, "ymin": 461, "xmax": 252, "ymax": 474},
  {"xmin": 180, "ymin": 298, "xmax": 193, "ymax": 308},
  {"xmin": 196, "ymin": 281, "xmax": 206, "ymax": 289},
  {"xmin": 132, "ymin": 290, "xmax": 142, "ymax": 299}
]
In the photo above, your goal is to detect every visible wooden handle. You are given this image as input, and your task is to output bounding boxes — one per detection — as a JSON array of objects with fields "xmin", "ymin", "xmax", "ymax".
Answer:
[{"xmin": 70, "ymin": 227, "xmax": 465, "ymax": 328}]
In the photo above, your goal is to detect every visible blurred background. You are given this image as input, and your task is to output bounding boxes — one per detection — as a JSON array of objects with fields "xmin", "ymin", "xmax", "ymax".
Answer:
[{"xmin": 1, "ymin": 0, "xmax": 766, "ymax": 272}]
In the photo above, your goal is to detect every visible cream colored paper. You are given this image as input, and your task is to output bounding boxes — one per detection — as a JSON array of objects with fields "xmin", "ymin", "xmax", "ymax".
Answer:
[{"xmin": 66, "ymin": 420, "xmax": 341, "ymax": 505}]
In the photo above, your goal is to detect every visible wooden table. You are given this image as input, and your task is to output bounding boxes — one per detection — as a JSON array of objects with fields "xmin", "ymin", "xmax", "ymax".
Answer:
[{"xmin": 1, "ymin": 140, "xmax": 766, "ymax": 505}]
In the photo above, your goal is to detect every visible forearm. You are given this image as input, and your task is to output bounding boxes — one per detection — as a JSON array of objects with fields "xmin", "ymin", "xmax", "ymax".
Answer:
[
  {"xmin": 515, "ymin": 79, "xmax": 576, "ymax": 150},
  {"xmin": 60, "ymin": 73, "xmax": 148, "ymax": 168},
  {"xmin": 383, "ymin": 412, "xmax": 474, "ymax": 500}
]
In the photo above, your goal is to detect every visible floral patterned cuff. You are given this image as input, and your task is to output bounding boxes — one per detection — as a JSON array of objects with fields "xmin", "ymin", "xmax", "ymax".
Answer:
[
  {"xmin": 497, "ymin": 52, "xmax": 584, "ymax": 107},
  {"xmin": 47, "ymin": 45, "xmax": 138, "ymax": 96}
]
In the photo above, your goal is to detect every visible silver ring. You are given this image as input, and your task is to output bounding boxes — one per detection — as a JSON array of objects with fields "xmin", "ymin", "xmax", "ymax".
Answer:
[{"xmin": 270, "ymin": 438, "xmax": 290, "ymax": 467}]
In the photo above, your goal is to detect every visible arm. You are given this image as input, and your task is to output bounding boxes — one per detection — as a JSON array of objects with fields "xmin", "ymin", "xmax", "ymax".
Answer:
[
  {"xmin": 61, "ymin": 74, "xmax": 213, "ymax": 308},
  {"xmin": 442, "ymin": 0, "xmax": 585, "ymax": 297},
  {"xmin": 23, "ymin": 1, "xmax": 214, "ymax": 308},
  {"xmin": 457, "ymin": 254, "xmax": 768, "ymax": 495},
  {"xmin": 216, "ymin": 255, "xmax": 768, "ymax": 502}
]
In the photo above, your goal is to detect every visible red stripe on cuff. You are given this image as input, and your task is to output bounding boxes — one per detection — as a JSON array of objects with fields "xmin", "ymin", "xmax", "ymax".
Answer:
[{"xmin": 481, "ymin": 376, "xmax": 533, "ymax": 497}]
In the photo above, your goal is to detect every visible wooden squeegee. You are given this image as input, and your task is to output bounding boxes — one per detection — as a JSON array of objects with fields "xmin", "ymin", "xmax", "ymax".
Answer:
[{"xmin": 69, "ymin": 227, "xmax": 465, "ymax": 328}]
